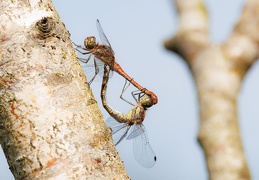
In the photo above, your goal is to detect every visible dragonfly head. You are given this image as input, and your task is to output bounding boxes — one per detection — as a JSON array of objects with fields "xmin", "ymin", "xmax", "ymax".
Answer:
[
  {"xmin": 84, "ymin": 36, "xmax": 97, "ymax": 50},
  {"xmin": 139, "ymin": 95, "xmax": 153, "ymax": 109}
]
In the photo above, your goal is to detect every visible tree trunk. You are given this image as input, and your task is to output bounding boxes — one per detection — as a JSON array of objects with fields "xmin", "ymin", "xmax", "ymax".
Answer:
[
  {"xmin": 165, "ymin": 0, "xmax": 259, "ymax": 179},
  {"xmin": 0, "ymin": 0, "xmax": 129, "ymax": 179}
]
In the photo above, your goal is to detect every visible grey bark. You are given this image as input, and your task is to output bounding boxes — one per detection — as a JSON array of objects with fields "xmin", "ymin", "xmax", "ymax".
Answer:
[{"xmin": 0, "ymin": 0, "xmax": 129, "ymax": 179}]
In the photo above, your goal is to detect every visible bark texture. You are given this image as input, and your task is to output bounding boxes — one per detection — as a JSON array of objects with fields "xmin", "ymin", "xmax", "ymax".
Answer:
[
  {"xmin": 0, "ymin": 0, "xmax": 129, "ymax": 179},
  {"xmin": 165, "ymin": 1, "xmax": 259, "ymax": 180}
]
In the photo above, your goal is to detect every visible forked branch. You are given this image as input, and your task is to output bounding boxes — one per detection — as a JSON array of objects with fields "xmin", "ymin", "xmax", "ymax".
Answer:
[{"xmin": 164, "ymin": 1, "xmax": 259, "ymax": 179}]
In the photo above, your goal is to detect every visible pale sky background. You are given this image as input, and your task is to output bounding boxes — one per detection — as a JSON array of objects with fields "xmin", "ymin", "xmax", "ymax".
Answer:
[{"xmin": 1, "ymin": 0, "xmax": 259, "ymax": 179}]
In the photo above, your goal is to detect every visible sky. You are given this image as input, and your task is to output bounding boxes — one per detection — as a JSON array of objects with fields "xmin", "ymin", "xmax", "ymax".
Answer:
[{"xmin": 1, "ymin": 0, "xmax": 259, "ymax": 179}]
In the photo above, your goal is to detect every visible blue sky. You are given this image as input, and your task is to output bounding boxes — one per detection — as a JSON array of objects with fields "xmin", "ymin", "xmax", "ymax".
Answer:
[{"xmin": 1, "ymin": 1, "xmax": 259, "ymax": 179}]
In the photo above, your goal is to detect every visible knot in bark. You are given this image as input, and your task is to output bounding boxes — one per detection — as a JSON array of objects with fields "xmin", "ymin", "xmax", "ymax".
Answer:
[{"xmin": 35, "ymin": 17, "xmax": 55, "ymax": 40}]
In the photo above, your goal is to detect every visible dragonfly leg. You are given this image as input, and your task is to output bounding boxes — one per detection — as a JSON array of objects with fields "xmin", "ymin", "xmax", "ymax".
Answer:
[
  {"xmin": 78, "ymin": 54, "xmax": 92, "ymax": 63},
  {"xmin": 122, "ymin": 79, "xmax": 131, "ymax": 93},
  {"xmin": 75, "ymin": 48, "xmax": 91, "ymax": 55},
  {"xmin": 131, "ymin": 90, "xmax": 145, "ymax": 102},
  {"xmin": 72, "ymin": 42, "xmax": 87, "ymax": 51},
  {"xmin": 115, "ymin": 125, "xmax": 131, "ymax": 146},
  {"xmin": 88, "ymin": 58, "xmax": 99, "ymax": 85},
  {"xmin": 120, "ymin": 79, "xmax": 135, "ymax": 106}
]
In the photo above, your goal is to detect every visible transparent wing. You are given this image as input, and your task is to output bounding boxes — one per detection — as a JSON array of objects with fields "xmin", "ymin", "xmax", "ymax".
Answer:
[
  {"xmin": 79, "ymin": 57, "xmax": 113, "ymax": 82},
  {"xmin": 96, "ymin": 19, "xmax": 114, "ymax": 53},
  {"xmin": 133, "ymin": 125, "xmax": 156, "ymax": 168},
  {"xmin": 106, "ymin": 117, "xmax": 130, "ymax": 145},
  {"xmin": 126, "ymin": 124, "xmax": 145, "ymax": 140}
]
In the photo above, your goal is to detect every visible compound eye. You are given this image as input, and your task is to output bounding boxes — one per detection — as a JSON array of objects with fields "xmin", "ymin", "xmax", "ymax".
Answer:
[{"xmin": 84, "ymin": 36, "xmax": 96, "ymax": 50}]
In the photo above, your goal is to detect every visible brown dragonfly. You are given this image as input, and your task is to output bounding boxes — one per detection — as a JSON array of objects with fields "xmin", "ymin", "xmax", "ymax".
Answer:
[
  {"xmin": 101, "ymin": 64, "xmax": 156, "ymax": 168},
  {"xmin": 73, "ymin": 19, "xmax": 158, "ymax": 105}
]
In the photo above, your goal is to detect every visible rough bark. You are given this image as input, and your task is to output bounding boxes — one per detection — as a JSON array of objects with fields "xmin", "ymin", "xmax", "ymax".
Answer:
[
  {"xmin": 0, "ymin": 0, "xmax": 129, "ymax": 179},
  {"xmin": 165, "ymin": 0, "xmax": 259, "ymax": 180}
]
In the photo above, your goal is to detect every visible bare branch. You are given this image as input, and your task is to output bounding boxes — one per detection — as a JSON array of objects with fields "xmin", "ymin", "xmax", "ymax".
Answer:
[
  {"xmin": 164, "ymin": 0, "xmax": 209, "ymax": 62},
  {"xmin": 165, "ymin": 1, "xmax": 253, "ymax": 179},
  {"xmin": 223, "ymin": 1, "xmax": 259, "ymax": 77}
]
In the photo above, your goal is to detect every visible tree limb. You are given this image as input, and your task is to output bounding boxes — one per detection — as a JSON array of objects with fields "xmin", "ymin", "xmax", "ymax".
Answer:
[
  {"xmin": 0, "ymin": 0, "xmax": 129, "ymax": 179},
  {"xmin": 165, "ymin": 0, "xmax": 257, "ymax": 179},
  {"xmin": 164, "ymin": 0, "xmax": 209, "ymax": 62},
  {"xmin": 223, "ymin": 1, "xmax": 259, "ymax": 77}
]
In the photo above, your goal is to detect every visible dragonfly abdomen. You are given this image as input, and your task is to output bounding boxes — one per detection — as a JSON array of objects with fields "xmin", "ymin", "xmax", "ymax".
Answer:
[
  {"xmin": 101, "ymin": 65, "xmax": 127, "ymax": 124},
  {"xmin": 112, "ymin": 62, "xmax": 158, "ymax": 105}
]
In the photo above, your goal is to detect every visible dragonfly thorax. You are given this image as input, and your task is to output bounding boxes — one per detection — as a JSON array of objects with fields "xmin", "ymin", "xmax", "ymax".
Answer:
[
  {"xmin": 126, "ymin": 105, "xmax": 145, "ymax": 125},
  {"xmin": 93, "ymin": 45, "xmax": 115, "ymax": 67},
  {"xmin": 84, "ymin": 36, "xmax": 97, "ymax": 50}
]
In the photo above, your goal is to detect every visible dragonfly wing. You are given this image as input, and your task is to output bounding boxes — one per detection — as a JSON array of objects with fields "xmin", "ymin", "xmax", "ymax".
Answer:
[
  {"xmin": 80, "ymin": 58, "xmax": 113, "ymax": 82},
  {"xmin": 97, "ymin": 62, "xmax": 113, "ymax": 80},
  {"xmin": 96, "ymin": 19, "xmax": 114, "ymax": 53},
  {"xmin": 126, "ymin": 124, "xmax": 144, "ymax": 140},
  {"xmin": 133, "ymin": 125, "xmax": 156, "ymax": 168},
  {"xmin": 106, "ymin": 117, "xmax": 130, "ymax": 145},
  {"xmin": 106, "ymin": 116, "xmax": 125, "ymax": 133}
]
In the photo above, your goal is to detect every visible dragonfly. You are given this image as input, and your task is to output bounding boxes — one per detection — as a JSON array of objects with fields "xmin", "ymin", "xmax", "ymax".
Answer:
[
  {"xmin": 101, "ymin": 64, "xmax": 156, "ymax": 168},
  {"xmin": 73, "ymin": 19, "xmax": 158, "ymax": 105}
]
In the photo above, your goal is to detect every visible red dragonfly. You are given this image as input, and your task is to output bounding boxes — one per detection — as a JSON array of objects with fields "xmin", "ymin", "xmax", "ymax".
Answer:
[
  {"xmin": 101, "ymin": 64, "xmax": 156, "ymax": 168},
  {"xmin": 73, "ymin": 19, "xmax": 158, "ymax": 105}
]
